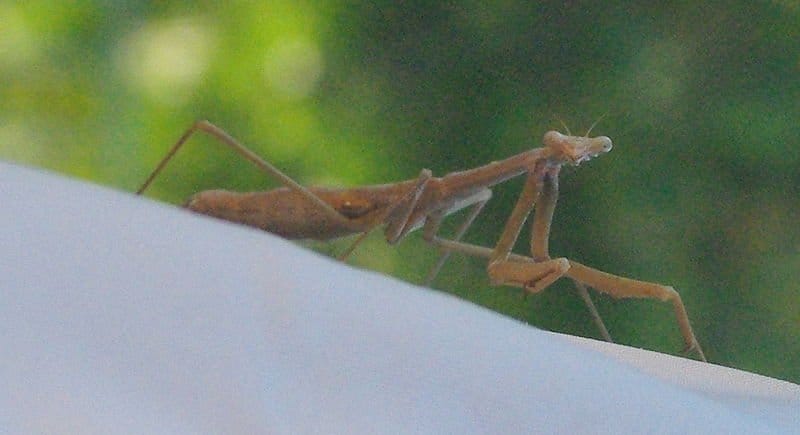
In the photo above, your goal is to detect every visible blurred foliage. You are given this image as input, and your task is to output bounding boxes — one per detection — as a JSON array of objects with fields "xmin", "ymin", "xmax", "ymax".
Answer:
[{"xmin": 1, "ymin": 1, "xmax": 798, "ymax": 382}]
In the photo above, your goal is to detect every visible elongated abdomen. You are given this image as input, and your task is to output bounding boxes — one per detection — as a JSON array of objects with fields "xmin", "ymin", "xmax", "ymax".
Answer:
[{"xmin": 184, "ymin": 187, "xmax": 399, "ymax": 240}]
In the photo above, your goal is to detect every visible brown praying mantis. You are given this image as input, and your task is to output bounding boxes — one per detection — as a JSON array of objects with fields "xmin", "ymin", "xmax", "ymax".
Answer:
[{"xmin": 136, "ymin": 120, "xmax": 706, "ymax": 362}]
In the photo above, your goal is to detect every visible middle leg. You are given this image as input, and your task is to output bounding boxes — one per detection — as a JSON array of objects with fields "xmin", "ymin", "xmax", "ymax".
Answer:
[{"xmin": 422, "ymin": 189, "xmax": 492, "ymax": 286}]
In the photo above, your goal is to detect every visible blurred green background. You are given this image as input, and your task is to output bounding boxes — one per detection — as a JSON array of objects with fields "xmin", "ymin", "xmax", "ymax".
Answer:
[{"xmin": 2, "ymin": 2, "xmax": 798, "ymax": 382}]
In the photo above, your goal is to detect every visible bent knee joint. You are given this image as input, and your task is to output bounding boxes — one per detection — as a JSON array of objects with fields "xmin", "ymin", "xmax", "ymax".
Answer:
[
  {"xmin": 661, "ymin": 285, "xmax": 680, "ymax": 302},
  {"xmin": 643, "ymin": 283, "xmax": 679, "ymax": 302}
]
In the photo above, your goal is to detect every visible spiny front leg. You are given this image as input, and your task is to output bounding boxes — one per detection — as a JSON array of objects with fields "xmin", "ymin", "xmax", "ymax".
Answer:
[
  {"xmin": 530, "ymin": 167, "xmax": 612, "ymax": 342},
  {"xmin": 566, "ymin": 260, "xmax": 707, "ymax": 362},
  {"xmin": 485, "ymin": 163, "xmax": 572, "ymax": 293},
  {"xmin": 487, "ymin": 257, "xmax": 570, "ymax": 293}
]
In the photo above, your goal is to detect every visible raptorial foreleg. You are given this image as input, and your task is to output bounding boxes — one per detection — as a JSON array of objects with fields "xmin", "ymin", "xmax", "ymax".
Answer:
[{"xmin": 529, "ymin": 167, "xmax": 612, "ymax": 342}]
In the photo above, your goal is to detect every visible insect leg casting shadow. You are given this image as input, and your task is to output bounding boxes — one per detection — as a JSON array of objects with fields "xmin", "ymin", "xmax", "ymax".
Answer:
[{"xmin": 136, "ymin": 120, "xmax": 706, "ymax": 361}]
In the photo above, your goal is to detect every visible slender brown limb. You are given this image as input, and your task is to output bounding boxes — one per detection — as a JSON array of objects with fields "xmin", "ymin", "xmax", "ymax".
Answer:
[
  {"xmin": 384, "ymin": 169, "xmax": 433, "ymax": 243},
  {"xmin": 572, "ymin": 280, "xmax": 613, "ymax": 343},
  {"xmin": 428, "ymin": 234, "xmax": 571, "ymax": 292},
  {"xmin": 426, "ymin": 238, "xmax": 525, "ymax": 262},
  {"xmin": 422, "ymin": 193, "xmax": 490, "ymax": 286},
  {"xmin": 137, "ymin": 120, "xmax": 350, "ymax": 226},
  {"xmin": 421, "ymin": 181, "xmax": 569, "ymax": 292},
  {"xmin": 339, "ymin": 169, "xmax": 433, "ymax": 261},
  {"xmin": 530, "ymin": 167, "xmax": 613, "ymax": 342},
  {"xmin": 489, "ymin": 165, "xmax": 546, "ymax": 265},
  {"xmin": 530, "ymin": 168, "xmax": 559, "ymax": 262},
  {"xmin": 565, "ymin": 260, "xmax": 706, "ymax": 362},
  {"xmin": 415, "ymin": 236, "xmax": 704, "ymax": 360},
  {"xmin": 337, "ymin": 230, "xmax": 373, "ymax": 261},
  {"xmin": 481, "ymin": 164, "xmax": 574, "ymax": 292}
]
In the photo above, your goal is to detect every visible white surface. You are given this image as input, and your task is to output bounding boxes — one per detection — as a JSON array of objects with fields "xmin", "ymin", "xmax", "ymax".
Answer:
[{"xmin": 1, "ymin": 161, "xmax": 798, "ymax": 434}]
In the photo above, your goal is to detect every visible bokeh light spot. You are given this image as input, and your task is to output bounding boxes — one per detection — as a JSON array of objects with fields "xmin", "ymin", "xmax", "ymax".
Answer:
[{"xmin": 116, "ymin": 17, "xmax": 215, "ymax": 105}]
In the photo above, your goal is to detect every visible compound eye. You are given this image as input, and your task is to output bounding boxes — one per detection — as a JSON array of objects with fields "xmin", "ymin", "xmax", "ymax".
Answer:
[
  {"xmin": 597, "ymin": 136, "xmax": 613, "ymax": 152},
  {"xmin": 542, "ymin": 130, "xmax": 565, "ymax": 147}
]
